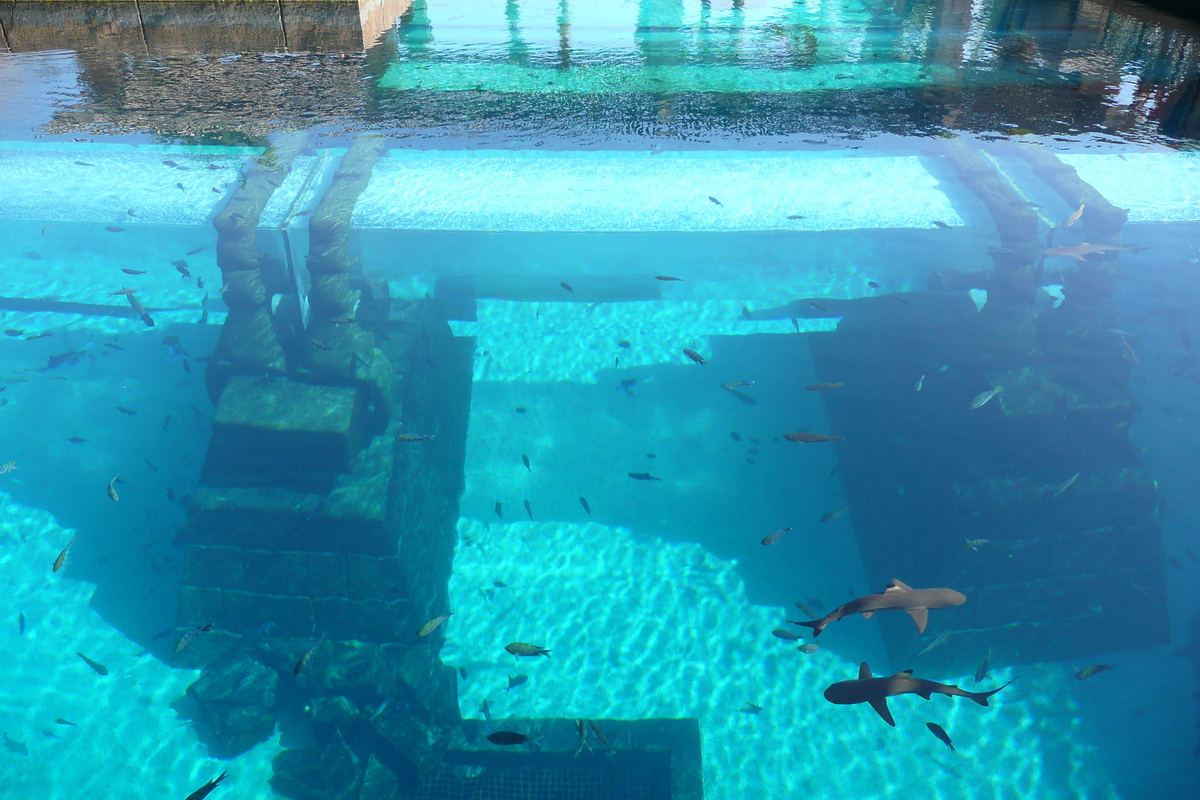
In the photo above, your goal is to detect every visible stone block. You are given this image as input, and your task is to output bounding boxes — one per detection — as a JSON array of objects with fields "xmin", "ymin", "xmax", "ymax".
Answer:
[
  {"xmin": 181, "ymin": 545, "xmax": 246, "ymax": 590},
  {"xmin": 178, "ymin": 486, "xmax": 319, "ymax": 550},
  {"xmin": 202, "ymin": 375, "xmax": 369, "ymax": 493},
  {"xmin": 360, "ymin": 754, "xmax": 400, "ymax": 800},
  {"xmin": 178, "ymin": 585, "xmax": 224, "ymax": 627},
  {"xmin": 313, "ymin": 596, "xmax": 416, "ymax": 642},
  {"xmin": 242, "ymin": 549, "xmax": 347, "ymax": 598},
  {"xmin": 270, "ymin": 741, "xmax": 359, "ymax": 800},
  {"xmin": 223, "ymin": 589, "xmax": 315, "ymax": 638},
  {"xmin": 346, "ymin": 554, "xmax": 409, "ymax": 601}
]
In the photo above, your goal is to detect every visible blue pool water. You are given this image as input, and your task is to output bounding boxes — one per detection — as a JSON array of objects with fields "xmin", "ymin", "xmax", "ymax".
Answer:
[{"xmin": 1, "ymin": 1, "xmax": 1200, "ymax": 799}]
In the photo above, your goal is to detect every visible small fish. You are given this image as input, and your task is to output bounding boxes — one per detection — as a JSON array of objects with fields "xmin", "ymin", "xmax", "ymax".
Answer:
[
  {"xmin": 683, "ymin": 348, "xmax": 707, "ymax": 365},
  {"xmin": 18, "ymin": 612, "xmax": 25, "ymax": 635},
  {"xmin": 75, "ymin": 161, "xmax": 93, "ymax": 167},
  {"xmin": 103, "ymin": 342, "xmax": 123, "ymax": 350},
  {"xmin": 330, "ymin": 318, "xmax": 355, "ymax": 324},
  {"xmin": 721, "ymin": 381, "xmax": 754, "ymax": 389},
  {"xmin": 162, "ymin": 335, "xmax": 181, "ymax": 346},
  {"xmin": 1120, "ymin": 337, "xmax": 1138, "ymax": 365},
  {"xmin": 580, "ymin": 497, "xmax": 591, "ymax": 516},
  {"xmin": 868, "ymin": 281, "xmax": 882, "ymax": 289},
  {"xmin": 560, "ymin": 282, "xmax": 574, "ymax": 292},
  {"xmin": 589, "ymin": 721, "xmax": 614, "ymax": 753},
  {"xmin": 505, "ymin": 642, "xmax": 551, "ymax": 658},
  {"xmin": 619, "ymin": 378, "xmax": 637, "ymax": 395},
  {"xmin": 741, "ymin": 702, "xmax": 762, "ymax": 715},
  {"xmin": 970, "ymin": 388, "xmax": 1002, "ymax": 409},
  {"xmin": 618, "ymin": 340, "xmax": 632, "ymax": 348},
  {"xmin": 174, "ymin": 623, "xmax": 214, "ymax": 653},
  {"xmin": 0, "ymin": 461, "xmax": 17, "ymax": 474},
  {"xmin": 1052, "ymin": 472, "xmax": 1080, "ymax": 497},
  {"xmin": 310, "ymin": 340, "xmax": 333, "ymax": 351},
  {"xmin": 197, "ymin": 277, "xmax": 205, "ymax": 289},
  {"xmin": 806, "ymin": 382, "xmax": 844, "ymax": 391},
  {"xmin": 3, "ymin": 733, "xmax": 28, "ymax": 756},
  {"xmin": 926, "ymin": 722, "xmax": 955, "ymax": 752},
  {"xmin": 106, "ymin": 475, "xmax": 120, "ymax": 501},
  {"xmin": 176, "ymin": 182, "xmax": 185, "ymax": 190},
  {"xmin": 730, "ymin": 431, "xmax": 741, "ymax": 441},
  {"xmin": 163, "ymin": 414, "xmax": 172, "ymax": 431},
  {"xmin": 655, "ymin": 275, "xmax": 683, "ymax": 281},
  {"xmin": 417, "ymin": 612, "xmax": 454, "ymax": 637},
  {"xmin": 162, "ymin": 160, "xmax": 178, "ymax": 167},
  {"xmin": 1075, "ymin": 664, "xmax": 1115, "ymax": 680},
  {"xmin": 522, "ymin": 454, "xmax": 531, "ymax": 472},
  {"xmin": 574, "ymin": 719, "xmax": 592, "ymax": 757},
  {"xmin": 761, "ymin": 527, "xmax": 792, "ymax": 546},
  {"xmin": 810, "ymin": 300, "xmax": 831, "ymax": 313},
  {"xmin": 105, "ymin": 226, "xmax": 124, "ymax": 233},
  {"xmin": 506, "ymin": 674, "xmax": 529, "ymax": 692},
  {"xmin": 787, "ymin": 214, "xmax": 806, "ymax": 220},
  {"xmin": 708, "ymin": 196, "xmax": 723, "ymax": 206},
  {"xmin": 784, "ymin": 432, "xmax": 843, "ymax": 443},
  {"xmin": 494, "ymin": 501, "xmax": 503, "ymax": 518},
  {"xmin": 919, "ymin": 631, "xmax": 951, "ymax": 656},
  {"xmin": 117, "ymin": 406, "xmax": 137, "ymax": 415},
  {"xmin": 4, "ymin": 329, "xmax": 23, "ymax": 337},
  {"xmin": 395, "ymin": 433, "xmax": 435, "ymax": 442},
  {"xmin": 143, "ymin": 458, "xmax": 159, "ymax": 472},
  {"xmin": 524, "ymin": 499, "xmax": 533, "ymax": 520},
  {"xmin": 965, "ymin": 538, "xmax": 989, "ymax": 552},
  {"xmin": 932, "ymin": 220, "xmax": 950, "ymax": 229},
  {"xmin": 127, "ymin": 208, "xmax": 137, "ymax": 217},
  {"xmin": 915, "ymin": 375, "xmax": 925, "ymax": 391},
  {"xmin": 974, "ymin": 652, "xmax": 990, "ymax": 684},
  {"xmin": 494, "ymin": 580, "xmax": 507, "ymax": 588},
  {"xmin": 293, "ymin": 633, "xmax": 325, "ymax": 676},
  {"xmin": 174, "ymin": 261, "xmax": 192, "ymax": 278},
  {"xmin": 458, "ymin": 666, "xmax": 467, "ymax": 679},
  {"xmin": 628, "ymin": 472, "xmax": 662, "ymax": 481},
  {"xmin": 186, "ymin": 246, "xmax": 205, "ymax": 255},
  {"xmin": 820, "ymin": 504, "xmax": 850, "ymax": 522},
  {"xmin": 77, "ymin": 652, "xmax": 109, "ymax": 675},
  {"xmin": 772, "ymin": 629, "xmax": 802, "ymax": 641},
  {"xmin": 795, "ymin": 601, "xmax": 818, "ymax": 618},
  {"xmin": 488, "ymin": 731, "xmax": 536, "ymax": 746},
  {"xmin": 1063, "ymin": 204, "xmax": 1085, "ymax": 227},
  {"xmin": 54, "ymin": 718, "xmax": 76, "ymax": 727},
  {"xmin": 797, "ymin": 643, "xmax": 820, "ymax": 654},
  {"xmin": 53, "ymin": 538, "xmax": 74, "ymax": 572},
  {"xmin": 184, "ymin": 771, "xmax": 228, "ymax": 800}
]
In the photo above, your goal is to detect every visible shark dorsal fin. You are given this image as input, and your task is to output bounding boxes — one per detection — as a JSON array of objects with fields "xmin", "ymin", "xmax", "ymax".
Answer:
[
  {"xmin": 886, "ymin": 579, "xmax": 913, "ymax": 593},
  {"xmin": 906, "ymin": 607, "xmax": 929, "ymax": 632},
  {"xmin": 858, "ymin": 662, "xmax": 874, "ymax": 680}
]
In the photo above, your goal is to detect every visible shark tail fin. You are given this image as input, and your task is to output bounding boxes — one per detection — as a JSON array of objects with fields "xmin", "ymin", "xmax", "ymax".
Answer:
[
  {"xmin": 795, "ymin": 618, "xmax": 828, "ymax": 637},
  {"xmin": 969, "ymin": 679, "xmax": 1014, "ymax": 706}
]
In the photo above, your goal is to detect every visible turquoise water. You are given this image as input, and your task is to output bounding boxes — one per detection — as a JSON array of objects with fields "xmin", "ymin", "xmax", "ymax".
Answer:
[{"xmin": 1, "ymin": 1, "xmax": 1200, "ymax": 799}]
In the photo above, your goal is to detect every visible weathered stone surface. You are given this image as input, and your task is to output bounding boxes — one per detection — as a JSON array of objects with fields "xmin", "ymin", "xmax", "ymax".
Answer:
[
  {"xmin": 223, "ymin": 589, "xmax": 315, "ymax": 638},
  {"xmin": 270, "ymin": 741, "xmax": 360, "ymax": 800},
  {"xmin": 187, "ymin": 653, "xmax": 279, "ymax": 758},
  {"xmin": 178, "ymin": 585, "xmax": 224, "ymax": 627},
  {"xmin": 171, "ymin": 630, "xmax": 240, "ymax": 671},
  {"xmin": 182, "ymin": 545, "xmax": 247, "ymax": 590},
  {"xmin": 308, "ymin": 640, "xmax": 398, "ymax": 700},
  {"xmin": 189, "ymin": 652, "xmax": 278, "ymax": 705},
  {"xmin": 179, "ymin": 485, "xmax": 320, "ymax": 550},
  {"xmin": 346, "ymin": 554, "xmax": 409, "ymax": 601},
  {"xmin": 372, "ymin": 705, "xmax": 444, "ymax": 777},
  {"xmin": 313, "ymin": 596, "xmax": 415, "ymax": 642},
  {"xmin": 307, "ymin": 695, "xmax": 359, "ymax": 742},
  {"xmin": 242, "ymin": 549, "xmax": 347, "ymax": 598},
  {"xmin": 394, "ymin": 646, "xmax": 461, "ymax": 729},
  {"xmin": 360, "ymin": 753, "xmax": 399, "ymax": 800},
  {"xmin": 209, "ymin": 376, "xmax": 367, "ymax": 480}
]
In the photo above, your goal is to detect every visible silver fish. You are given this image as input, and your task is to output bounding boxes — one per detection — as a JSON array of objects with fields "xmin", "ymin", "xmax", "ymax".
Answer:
[{"xmin": 971, "ymin": 388, "xmax": 1001, "ymax": 409}]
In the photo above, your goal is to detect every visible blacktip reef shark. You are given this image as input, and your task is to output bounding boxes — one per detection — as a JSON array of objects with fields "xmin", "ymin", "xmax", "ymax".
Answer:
[
  {"xmin": 793, "ymin": 579, "xmax": 965, "ymax": 637},
  {"xmin": 824, "ymin": 662, "xmax": 1013, "ymax": 726}
]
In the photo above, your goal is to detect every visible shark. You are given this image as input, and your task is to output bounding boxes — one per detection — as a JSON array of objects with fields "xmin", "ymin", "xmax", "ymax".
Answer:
[
  {"xmin": 793, "ymin": 579, "xmax": 965, "ymax": 637},
  {"xmin": 824, "ymin": 662, "xmax": 1013, "ymax": 726}
]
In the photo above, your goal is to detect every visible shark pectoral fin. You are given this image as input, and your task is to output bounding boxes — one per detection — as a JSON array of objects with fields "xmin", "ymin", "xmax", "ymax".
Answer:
[
  {"xmin": 906, "ymin": 607, "xmax": 929, "ymax": 632},
  {"xmin": 861, "ymin": 611, "xmax": 875, "ymax": 620},
  {"xmin": 868, "ymin": 697, "xmax": 896, "ymax": 726},
  {"xmin": 858, "ymin": 662, "xmax": 874, "ymax": 680},
  {"xmin": 886, "ymin": 579, "xmax": 914, "ymax": 593}
]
